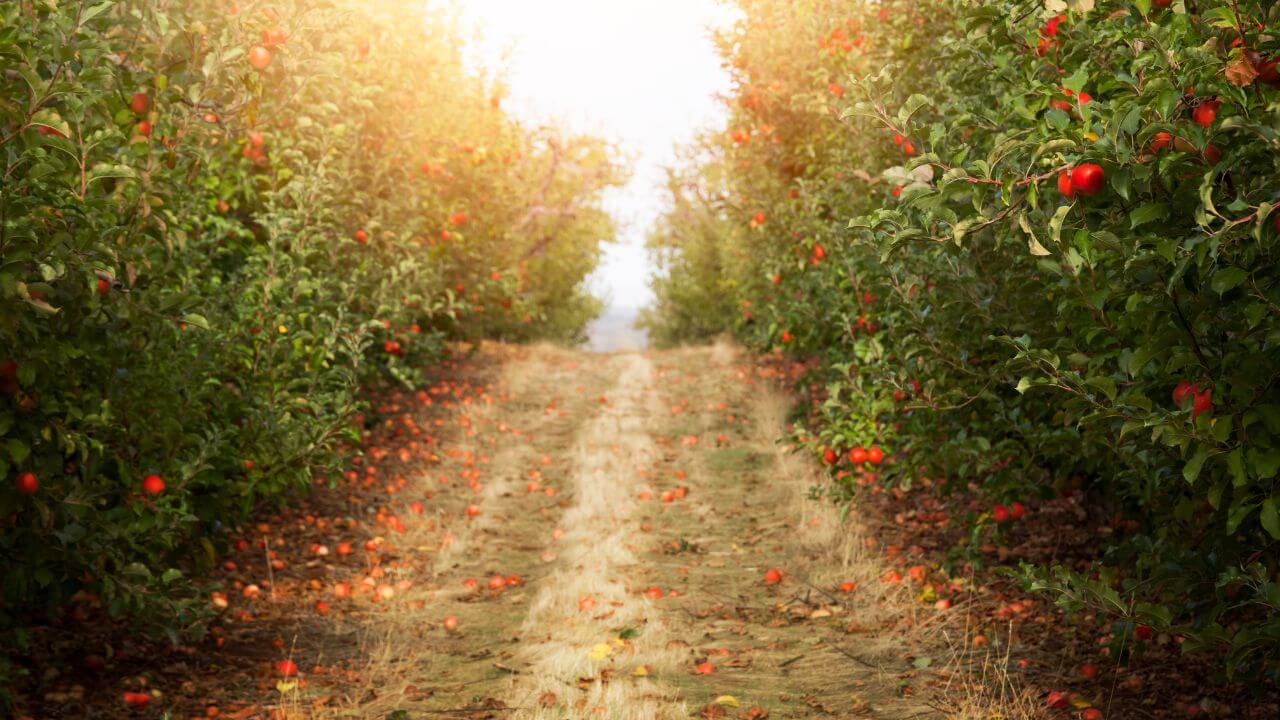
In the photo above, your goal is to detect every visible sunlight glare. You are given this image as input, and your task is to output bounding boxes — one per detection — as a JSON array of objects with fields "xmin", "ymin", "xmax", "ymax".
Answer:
[{"xmin": 448, "ymin": 0, "xmax": 740, "ymax": 336}]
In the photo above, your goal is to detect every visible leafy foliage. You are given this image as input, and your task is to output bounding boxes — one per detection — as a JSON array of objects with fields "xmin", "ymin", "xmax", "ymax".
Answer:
[
  {"xmin": 0, "ymin": 0, "xmax": 618, "ymax": 679},
  {"xmin": 648, "ymin": 0, "xmax": 1280, "ymax": 682}
]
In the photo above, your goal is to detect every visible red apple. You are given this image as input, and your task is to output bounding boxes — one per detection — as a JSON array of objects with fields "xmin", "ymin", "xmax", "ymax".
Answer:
[
  {"xmin": 141, "ymin": 474, "xmax": 165, "ymax": 495},
  {"xmin": 1057, "ymin": 170, "xmax": 1074, "ymax": 198},
  {"xmin": 1256, "ymin": 54, "xmax": 1280, "ymax": 87},
  {"xmin": 248, "ymin": 45, "xmax": 273, "ymax": 70},
  {"xmin": 261, "ymin": 27, "xmax": 287, "ymax": 46},
  {"xmin": 1192, "ymin": 99, "xmax": 1220, "ymax": 128},
  {"xmin": 16, "ymin": 471, "xmax": 38, "ymax": 495},
  {"xmin": 1070, "ymin": 163, "xmax": 1105, "ymax": 196},
  {"xmin": 1191, "ymin": 388, "xmax": 1213, "ymax": 418},
  {"xmin": 1172, "ymin": 381, "xmax": 1197, "ymax": 407}
]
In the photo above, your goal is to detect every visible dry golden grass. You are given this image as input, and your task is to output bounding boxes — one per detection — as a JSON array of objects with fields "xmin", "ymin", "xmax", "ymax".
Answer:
[
  {"xmin": 713, "ymin": 341, "xmax": 1047, "ymax": 720},
  {"xmin": 506, "ymin": 354, "xmax": 690, "ymax": 719},
  {"xmin": 280, "ymin": 343, "xmax": 1047, "ymax": 720}
]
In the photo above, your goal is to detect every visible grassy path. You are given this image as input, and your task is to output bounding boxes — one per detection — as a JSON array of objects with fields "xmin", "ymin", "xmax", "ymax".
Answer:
[{"xmin": 331, "ymin": 343, "xmax": 942, "ymax": 719}]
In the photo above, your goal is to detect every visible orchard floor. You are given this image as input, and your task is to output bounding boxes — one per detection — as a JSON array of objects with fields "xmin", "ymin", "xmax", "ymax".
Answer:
[{"xmin": 14, "ymin": 344, "xmax": 1271, "ymax": 719}]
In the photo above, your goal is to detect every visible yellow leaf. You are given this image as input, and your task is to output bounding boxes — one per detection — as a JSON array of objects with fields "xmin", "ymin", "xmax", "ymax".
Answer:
[
  {"xmin": 275, "ymin": 681, "xmax": 297, "ymax": 694},
  {"xmin": 714, "ymin": 695, "xmax": 741, "ymax": 707},
  {"xmin": 632, "ymin": 665, "xmax": 650, "ymax": 676},
  {"xmin": 1071, "ymin": 698, "xmax": 1093, "ymax": 709},
  {"xmin": 588, "ymin": 643, "xmax": 613, "ymax": 661}
]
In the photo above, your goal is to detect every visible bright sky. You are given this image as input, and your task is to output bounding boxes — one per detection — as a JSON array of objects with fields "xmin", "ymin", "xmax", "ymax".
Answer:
[{"xmin": 450, "ymin": 0, "xmax": 740, "ymax": 314}]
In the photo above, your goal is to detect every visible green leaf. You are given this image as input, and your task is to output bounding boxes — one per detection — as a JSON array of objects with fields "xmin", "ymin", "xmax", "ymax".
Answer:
[
  {"xmin": 1198, "ymin": 170, "xmax": 1219, "ymax": 219},
  {"xmin": 88, "ymin": 163, "xmax": 138, "ymax": 184},
  {"xmin": 1261, "ymin": 498, "xmax": 1280, "ymax": 540},
  {"xmin": 1249, "ymin": 449, "xmax": 1280, "ymax": 479},
  {"xmin": 897, "ymin": 94, "xmax": 931, "ymax": 127},
  {"xmin": 1129, "ymin": 203, "xmax": 1168, "ymax": 229},
  {"xmin": 1063, "ymin": 67, "xmax": 1089, "ymax": 94},
  {"xmin": 1210, "ymin": 268, "xmax": 1248, "ymax": 295},
  {"xmin": 1049, "ymin": 203, "xmax": 1072, "ymax": 247},
  {"xmin": 951, "ymin": 216, "xmax": 980, "ymax": 245},
  {"xmin": 1085, "ymin": 376, "xmax": 1117, "ymax": 401},
  {"xmin": 78, "ymin": 1, "xmax": 115, "ymax": 26},
  {"xmin": 5, "ymin": 438, "xmax": 30, "ymax": 465},
  {"xmin": 1226, "ymin": 501, "xmax": 1255, "ymax": 534},
  {"xmin": 1018, "ymin": 213, "xmax": 1050, "ymax": 255},
  {"xmin": 1128, "ymin": 345, "xmax": 1156, "ymax": 377},
  {"xmin": 1031, "ymin": 139, "xmax": 1075, "ymax": 162},
  {"xmin": 1183, "ymin": 446, "xmax": 1210, "ymax": 484},
  {"xmin": 1202, "ymin": 6, "xmax": 1239, "ymax": 28},
  {"xmin": 122, "ymin": 562, "xmax": 153, "ymax": 580},
  {"xmin": 1045, "ymin": 108, "xmax": 1070, "ymax": 130},
  {"xmin": 1227, "ymin": 448, "xmax": 1247, "ymax": 487}
]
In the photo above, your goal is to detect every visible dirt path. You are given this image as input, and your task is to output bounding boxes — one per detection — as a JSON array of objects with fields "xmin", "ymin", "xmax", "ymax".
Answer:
[{"xmin": 322, "ymin": 343, "xmax": 943, "ymax": 719}]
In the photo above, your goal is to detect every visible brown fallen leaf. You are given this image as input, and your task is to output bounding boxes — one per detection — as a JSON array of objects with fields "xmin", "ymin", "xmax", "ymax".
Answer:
[{"xmin": 1227, "ymin": 49, "xmax": 1260, "ymax": 86}]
